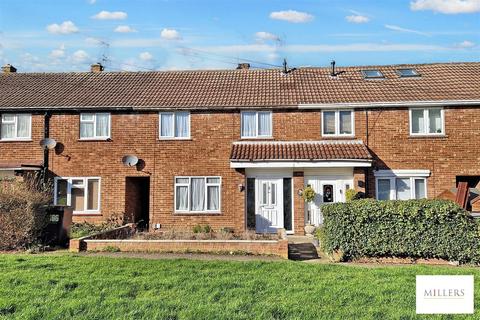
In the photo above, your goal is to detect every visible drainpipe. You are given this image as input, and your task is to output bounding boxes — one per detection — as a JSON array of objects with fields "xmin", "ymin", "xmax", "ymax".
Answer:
[
  {"xmin": 365, "ymin": 108, "xmax": 369, "ymax": 197},
  {"xmin": 43, "ymin": 112, "xmax": 52, "ymax": 183}
]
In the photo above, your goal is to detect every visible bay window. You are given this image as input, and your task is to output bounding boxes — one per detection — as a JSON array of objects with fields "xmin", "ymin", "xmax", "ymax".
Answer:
[
  {"xmin": 375, "ymin": 170, "xmax": 428, "ymax": 200},
  {"xmin": 410, "ymin": 108, "xmax": 444, "ymax": 135},
  {"xmin": 54, "ymin": 177, "xmax": 101, "ymax": 213},
  {"xmin": 80, "ymin": 113, "xmax": 110, "ymax": 139},
  {"xmin": 159, "ymin": 111, "xmax": 190, "ymax": 139},
  {"xmin": 322, "ymin": 110, "xmax": 354, "ymax": 136},
  {"xmin": 175, "ymin": 176, "xmax": 221, "ymax": 213},
  {"xmin": 0, "ymin": 114, "xmax": 31, "ymax": 140},
  {"xmin": 241, "ymin": 111, "xmax": 272, "ymax": 138}
]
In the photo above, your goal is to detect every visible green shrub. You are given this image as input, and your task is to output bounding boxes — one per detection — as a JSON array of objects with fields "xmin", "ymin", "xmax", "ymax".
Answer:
[
  {"xmin": 70, "ymin": 213, "xmax": 124, "ymax": 239},
  {"xmin": 345, "ymin": 189, "xmax": 359, "ymax": 202},
  {"xmin": 321, "ymin": 199, "xmax": 480, "ymax": 264},
  {"xmin": 192, "ymin": 224, "xmax": 211, "ymax": 234}
]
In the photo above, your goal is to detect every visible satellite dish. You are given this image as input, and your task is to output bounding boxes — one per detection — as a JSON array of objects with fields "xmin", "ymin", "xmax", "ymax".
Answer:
[
  {"xmin": 39, "ymin": 138, "xmax": 57, "ymax": 150},
  {"xmin": 122, "ymin": 155, "xmax": 138, "ymax": 167}
]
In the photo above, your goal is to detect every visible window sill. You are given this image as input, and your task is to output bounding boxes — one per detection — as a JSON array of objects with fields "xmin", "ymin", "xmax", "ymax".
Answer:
[
  {"xmin": 173, "ymin": 212, "xmax": 222, "ymax": 216},
  {"xmin": 240, "ymin": 137, "xmax": 274, "ymax": 140},
  {"xmin": 72, "ymin": 212, "xmax": 101, "ymax": 216},
  {"xmin": 78, "ymin": 138, "xmax": 111, "ymax": 142},
  {"xmin": 158, "ymin": 138, "xmax": 192, "ymax": 141},
  {"xmin": 0, "ymin": 139, "xmax": 32, "ymax": 142},
  {"xmin": 408, "ymin": 134, "xmax": 447, "ymax": 139},
  {"xmin": 321, "ymin": 135, "xmax": 355, "ymax": 139}
]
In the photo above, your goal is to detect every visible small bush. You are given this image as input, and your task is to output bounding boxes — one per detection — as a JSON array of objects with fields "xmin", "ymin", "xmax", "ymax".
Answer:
[
  {"xmin": 70, "ymin": 213, "xmax": 124, "ymax": 239},
  {"xmin": 0, "ymin": 178, "xmax": 52, "ymax": 250},
  {"xmin": 102, "ymin": 246, "xmax": 121, "ymax": 253},
  {"xmin": 345, "ymin": 189, "xmax": 359, "ymax": 202},
  {"xmin": 192, "ymin": 224, "xmax": 211, "ymax": 234},
  {"xmin": 321, "ymin": 199, "xmax": 480, "ymax": 264}
]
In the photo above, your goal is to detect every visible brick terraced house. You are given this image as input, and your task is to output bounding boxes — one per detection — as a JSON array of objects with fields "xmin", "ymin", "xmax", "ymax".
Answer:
[{"xmin": 1, "ymin": 61, "xmax": 480, "ymax": 235}]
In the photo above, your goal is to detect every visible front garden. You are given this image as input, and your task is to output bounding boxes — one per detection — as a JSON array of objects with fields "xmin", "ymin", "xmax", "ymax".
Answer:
[{"xmin": 1, "ymin": 254, "xmax": 480, "ymax": 319}]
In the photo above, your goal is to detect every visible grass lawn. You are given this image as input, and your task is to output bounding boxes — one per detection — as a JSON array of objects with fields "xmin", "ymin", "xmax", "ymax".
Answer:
[{"xmin": 0, "ymin": 254, "xmax": 479, "ymax": 319}]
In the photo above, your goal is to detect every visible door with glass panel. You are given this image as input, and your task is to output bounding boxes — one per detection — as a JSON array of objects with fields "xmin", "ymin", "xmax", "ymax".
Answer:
[{"xmin": 255, "ymin": 178, "xmax": 283, "ymax": 233}]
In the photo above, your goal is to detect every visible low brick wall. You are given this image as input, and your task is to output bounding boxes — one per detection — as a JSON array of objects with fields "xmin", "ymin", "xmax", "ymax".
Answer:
[
  {"xmin": 69, "ymin": 224, "xmax": 288, "ymax": 258},
  {"xmin": 82, "ymin": 239, "xmax": 289, "ymax": 258}
]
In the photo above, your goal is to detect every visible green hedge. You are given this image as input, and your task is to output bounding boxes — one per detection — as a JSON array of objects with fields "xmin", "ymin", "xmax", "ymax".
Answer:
[{"xmin": 320, "ymin": 199, "xmax": 480, "ymax": 264}]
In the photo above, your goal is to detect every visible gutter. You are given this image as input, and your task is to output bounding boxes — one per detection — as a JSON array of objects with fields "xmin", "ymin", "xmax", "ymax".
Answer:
[{"xmin": 298, "ymin": 100, "xmax": 480, "ymax": 109}]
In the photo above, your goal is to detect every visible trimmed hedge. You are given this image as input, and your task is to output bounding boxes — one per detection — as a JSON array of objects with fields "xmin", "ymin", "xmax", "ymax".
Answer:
[{"xmin": 320, "ymin": 199, "xmax": 480, "ymax": 264}]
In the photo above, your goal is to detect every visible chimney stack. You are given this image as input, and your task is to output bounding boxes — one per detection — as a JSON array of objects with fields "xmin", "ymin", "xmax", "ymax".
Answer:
[
  {"xmin": 2, "ymin": 64, "xmax": 17, "ymax": 74},
  {"xmin": 236, "ymin": 63, "xmax": 250, "ymax": 70},
  {"xmin": 90, "ymin": 63, "xmax": 104, "ymax": 73}
]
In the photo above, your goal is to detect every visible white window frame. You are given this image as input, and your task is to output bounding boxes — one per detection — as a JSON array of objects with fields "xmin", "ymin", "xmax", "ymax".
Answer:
[
  {"xmin": 321, "ymin": 110, "xmax": 354, "ymax": 137},
  {"xmin": 0, "ymin": 113, "xmax": 32, "ymax": 141},
  {"xmin": 53, "ymin": 177, "xmax": 101, "ymax": 214},
  {"xmin": 174, "ymin": 176, "xmax": 221, "ymax": 213},
  {"xmin": 409, "ymin": 107, "xmax": 445, "ymax": 136},
  {"xmin": 240, "ymin": 111, "xmax": 273, "ymax": 139},
  {"xmin": 374, "ymin": 170, "xmax": 429, "ymax": 200},
  {"xmin": 158, "ymin": 111, "xmax": 191, "ymax": 139},
  {"xmin": 79, "ymin": 113, "xmax": 111, "ymax": 140}
]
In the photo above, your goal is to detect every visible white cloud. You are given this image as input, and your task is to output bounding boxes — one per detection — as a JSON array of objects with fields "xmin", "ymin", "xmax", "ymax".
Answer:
[
  {"xmin": 139, "ymin": 51, "xmax": 153, "ymax": 61},
  {"xmin": 455, "ymin": 40, "xmax": 476, "ymax": 48},
  {"xmin": 269, "ymin": 10, "xmax": 314, "ymax": 23},
  {"xmin": 49, "ymin": 44, "xmax": 66, "ymax": 59},
  {"xmin": 161, "ymin": 28, "xmax": 182, "ymax": 40},
  {"xmin": 92, "ymin": 10, "xmax": 127, "ymax": 20},
  {"xmin": 410, "ymin": 0, "xmax": 480, "ymax": 14},
  {"xmin": 88, "ymin": 0, "xmax": 96, "ymax": 4},
  {"xmin": 114, "ymin": 25, "xmax": 137, "ymax": 33},
  {"xmin": 255, "ymin": 31, "xmax": 280, "ymax": 43},
  {"xmin": 85, "ymin": 37, "xmax": 102, "ymax": 45},
  {"xmin": 46, "ymin": 21, "xmax": 79, "ymax": 34},
  {"xmin": 385, "ymin": 24, "xmax": 430, "ymax": 36},
  {"xmin": 346, "ymin": 14, "xmax": 370, "ymax": 23},
  {"xmin": 71, "ymin": 50, "xmax": 90, "ymax": 63}
]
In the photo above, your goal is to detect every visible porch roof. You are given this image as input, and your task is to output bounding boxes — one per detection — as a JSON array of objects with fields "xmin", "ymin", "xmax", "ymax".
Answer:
[
  {"xmin": 230, "ymin": 140, "xmax": 372, "ymax": 163},
  {"xmin": 0, "ymin": 160, "xmax": 43, "ymax": 170}
]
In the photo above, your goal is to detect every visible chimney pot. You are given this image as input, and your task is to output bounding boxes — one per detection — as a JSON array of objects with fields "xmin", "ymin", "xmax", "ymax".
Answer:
[
  {"xmin": 90, "ymin": 63, "xmax": 104, "ymax": 73},
  {"xmin": 2, "ymin": 64, "xmax": 17, "ymax": 74},
  {"xmin": 236, "ymin": 63, "xmax": 250, "ymax": 70}
]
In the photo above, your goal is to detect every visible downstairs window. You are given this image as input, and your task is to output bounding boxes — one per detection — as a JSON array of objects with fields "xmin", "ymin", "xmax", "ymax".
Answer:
[
  {"xmin": 175, "ymin": 176, "xmax": 221, "ymax": 213},
  {"xmin": 375, "ymin": 170, "xmax": 429, "ymax": 200},
  {"xmin": 54, "ymin": 177, "xmax": 101, "ymax": 213}
]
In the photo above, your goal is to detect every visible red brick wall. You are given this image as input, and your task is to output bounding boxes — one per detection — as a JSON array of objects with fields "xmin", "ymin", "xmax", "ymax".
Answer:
[{"xmin": 1, "ymin": 107, "xmax": 479, "ymax": 232}]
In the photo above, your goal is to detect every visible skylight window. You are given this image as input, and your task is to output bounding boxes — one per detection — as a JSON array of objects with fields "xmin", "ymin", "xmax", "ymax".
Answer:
[
  {"xmin": 397, "ymin": 68, "xmax": 420, "ymax": 77},
  {"xmin": 361, "ymin": 69, "xmax": 384, "ymax": 79}
]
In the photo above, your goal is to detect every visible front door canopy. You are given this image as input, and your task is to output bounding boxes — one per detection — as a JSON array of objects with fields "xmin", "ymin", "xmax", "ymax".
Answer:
[{"xmin": 230, "ymin": 140, "xmax": 372, "ymax": 168}]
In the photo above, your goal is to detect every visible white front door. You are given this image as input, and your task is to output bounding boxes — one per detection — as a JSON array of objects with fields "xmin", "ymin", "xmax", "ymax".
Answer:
[
  {"xmin": 256, "ymin": 178, "xmax": 283, "ymax": 233},
  {"xmin": 306, "ymin": 177, "xmax": 353, "ymax": 226}
]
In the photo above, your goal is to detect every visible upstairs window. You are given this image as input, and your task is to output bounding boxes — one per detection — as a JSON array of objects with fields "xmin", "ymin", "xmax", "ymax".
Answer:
[
  {"xmin": 80, "ymin": 113, "xmax": 111, "ymax": 139},
  {"xmin": 322, "ymin": 110, "xmax": 354, "ymax": 136},
  {"xmin": 159, "ymin": 111, "xmax": 190, "ymax": 139},
  {"xmin": 361, "ymin": 69, "xmax": 384, "ymax": 79},
  {"xmin": 397, "ymin": 68, "xmax": 420, "ymax": 77},
  {"xmin": 241, "ymin": 111, "xmax": 272, "ymax": 138},
  {"xmin": 0, "ymin": 114, "xmax": 31, "ymax": 140},
  {"xmin": 410, "ymin": 108, "xmax": 444, "ymax": 135}
]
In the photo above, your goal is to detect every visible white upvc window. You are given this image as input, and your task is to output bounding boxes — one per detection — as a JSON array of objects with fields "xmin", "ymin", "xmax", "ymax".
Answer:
[
  {"xmin": 159, "ymin": 111, "xmax": 190, "ymax": 139},
  {"xmin": 241, "ymin": 111, "xmax": 272, "ymax": 138},
  {"xmin": 54, "ymin": 177, "xmax": 101, "ymax": 214},
  {"xmin": 174, "ymin": 176, "xmax": 221, "ymax": 213},
  {"xmin": 375, "ymin": 170, "xmax": 429, "ymax": 201},
  {"xmin": 409, "ymin": 108, "xmax": 444, "ymax": 136},
  {"xmin": 80, "ymin": 113, "xmax": 111, "ymax": 139},
  {"xmin": 0, "ymin": 113, "xmax": 31, "ymax": 140},
  {"xmin": 322, "ymin": 110, "xmax": 354, "ymax": 137}
]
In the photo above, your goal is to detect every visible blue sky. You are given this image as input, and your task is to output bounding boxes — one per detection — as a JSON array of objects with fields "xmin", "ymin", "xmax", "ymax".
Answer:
[{"xmin": 0, "ymin": 0, "xmax": 479, "ymax": 72}]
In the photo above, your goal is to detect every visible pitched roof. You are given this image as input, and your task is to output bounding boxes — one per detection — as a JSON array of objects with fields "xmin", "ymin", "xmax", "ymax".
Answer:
[
  {"xmin": 230, "ymin": 140, "xmax": 372, "ymax": 161},
  {"xmin": 1, "ymin": 62, "xmax": 479, "ymax": 110}
]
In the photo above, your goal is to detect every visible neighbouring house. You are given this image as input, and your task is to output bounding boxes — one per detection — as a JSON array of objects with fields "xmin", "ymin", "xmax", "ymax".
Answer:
[{"xmin": 1, "ymin": 61, "xmax": 480, "ymax": 235}]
